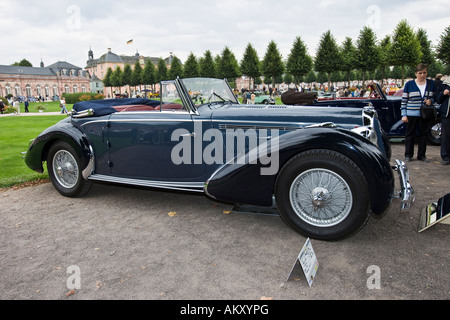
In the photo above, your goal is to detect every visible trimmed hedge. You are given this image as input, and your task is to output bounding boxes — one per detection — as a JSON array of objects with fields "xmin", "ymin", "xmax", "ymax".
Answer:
[{"xmin": 62, "ymin": 92, "xmax": 105, "ymax": 104}]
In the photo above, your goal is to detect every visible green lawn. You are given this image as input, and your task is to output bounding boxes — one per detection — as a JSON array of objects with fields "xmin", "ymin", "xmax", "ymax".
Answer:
[
  {"xmin": 0, "ymin": 115, "xmax": 66, "ymax": 188},
  {"xmin": 15, "ymin": 101, "xmax": 73, "ymax": 113}
]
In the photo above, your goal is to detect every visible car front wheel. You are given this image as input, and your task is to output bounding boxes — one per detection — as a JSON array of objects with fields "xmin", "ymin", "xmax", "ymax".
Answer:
[
  {"xmin": 275, "ymin": 150, "xmax": 371, "ymax": 241},
  {"xmin": 47, "ymin": 141, "xmax": 92, "ymax": 197}
]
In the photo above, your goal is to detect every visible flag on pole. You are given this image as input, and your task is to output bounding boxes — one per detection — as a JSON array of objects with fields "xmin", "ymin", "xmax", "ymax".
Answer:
[{"xmin": 127, "ymin": 39, "xmax": 133, "ymax": 45}]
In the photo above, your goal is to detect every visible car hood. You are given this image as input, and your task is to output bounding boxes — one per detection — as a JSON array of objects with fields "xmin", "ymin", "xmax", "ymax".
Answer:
[{"xmin": 209, "ymin": 104, "xmax": 365, "ymax": 130}]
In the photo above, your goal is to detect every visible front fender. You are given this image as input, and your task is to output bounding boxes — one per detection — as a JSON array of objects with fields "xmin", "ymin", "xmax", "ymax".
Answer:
[
  {"xmin": 205, "ymin": 127, "xmax": 394, "ymax": 215},
  {"xmin": 25, "ymin": 119, "xmax": 94, "ymax": 176}
]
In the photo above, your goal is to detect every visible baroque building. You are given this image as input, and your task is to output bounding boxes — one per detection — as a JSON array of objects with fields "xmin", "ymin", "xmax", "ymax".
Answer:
[
  {"xmin": 84, "ymin": 48, "xmax": 171, "ymax": 96},
  {"xmin": 0, "ymin": 60, "xmax": 90, "ymax": 100}
]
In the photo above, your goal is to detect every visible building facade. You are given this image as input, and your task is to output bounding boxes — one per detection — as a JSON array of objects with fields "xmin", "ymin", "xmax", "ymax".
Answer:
[
  {"xmin": 85, "ymin": 48, "xmax": 170, "ymax": 96},
  {"xmin": 0, "ymin": 61, "xmax": 90, "ymax": 100}
]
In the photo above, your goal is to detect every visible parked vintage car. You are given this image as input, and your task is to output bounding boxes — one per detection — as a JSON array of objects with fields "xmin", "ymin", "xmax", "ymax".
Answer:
[
  {"xmin": 24, "ymin": 77, "xmax": 414, "ymax": 240},
  {"xmin": 250, "ymin": 90, "xmax": 276, "ymax": 105},
  {"xmin": 309, "ymin": 83, "xmax": 441, "ymax": 145}
]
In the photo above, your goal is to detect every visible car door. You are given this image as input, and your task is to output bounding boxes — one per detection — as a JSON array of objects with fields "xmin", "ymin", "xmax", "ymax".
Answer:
[{"xmin": 106, "ymin": 81, "xmax": 206, "ymax": 182}]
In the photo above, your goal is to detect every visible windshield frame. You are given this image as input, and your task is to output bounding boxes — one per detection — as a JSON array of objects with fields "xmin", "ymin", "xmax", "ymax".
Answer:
[{"xmin": 180, "ymin": 78, "xmax": 239, "ymax": 109}]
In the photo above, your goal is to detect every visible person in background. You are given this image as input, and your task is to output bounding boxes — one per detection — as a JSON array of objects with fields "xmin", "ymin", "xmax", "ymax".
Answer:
[
  {"xmin": 401, "ymin": 63, "xmax": 434, "ymax": 162},
  {"xmin": 60, "ymin": 97, "xmax": 68, "ymax": 114},
  {"xmin": 436, "ymin": 76, "xmax": 450, "ymax": 165},
  {"xmin": 24, "ymin": 99, "xmax": 29, "ymax": 113}
]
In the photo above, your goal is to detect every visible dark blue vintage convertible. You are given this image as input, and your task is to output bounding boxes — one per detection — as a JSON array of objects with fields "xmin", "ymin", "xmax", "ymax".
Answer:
[
  {"xmin": 25, "ymin": 78, "xmax": 414, "ymax": 240},
  {"xmin": 310, "ymin": 83, "xmax": 441, "ymax": 145}
]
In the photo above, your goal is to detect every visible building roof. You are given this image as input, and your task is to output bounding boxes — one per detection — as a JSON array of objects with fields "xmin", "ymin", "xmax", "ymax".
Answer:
[
  {"xmin": 46, "ymin": 61, "xmax": 83, "ymax": 70},
  {"xmin": 0, "ymin": 61, "xmax": 85, "ymax": 77},
  {"xmin": 0, "ymin": 65, "xmax": 56, "ymax": 76},
  {"xmin": 86, "ymin": 48, "xmax": 170, "ymax": 69}
]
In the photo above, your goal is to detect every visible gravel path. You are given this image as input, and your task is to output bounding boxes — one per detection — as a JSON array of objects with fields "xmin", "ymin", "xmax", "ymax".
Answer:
[{"xmin": 0, "ymin": 142, "xmax": 449, "ymax": 300}]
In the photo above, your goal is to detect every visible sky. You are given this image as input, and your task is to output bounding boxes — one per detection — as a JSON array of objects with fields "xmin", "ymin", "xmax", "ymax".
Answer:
[{"xmin": 1, "ymin": 0, "xmax": 449, "ymax": 69}]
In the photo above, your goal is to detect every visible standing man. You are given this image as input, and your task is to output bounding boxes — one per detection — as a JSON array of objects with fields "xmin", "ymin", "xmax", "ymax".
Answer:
[
  {"xmin": 436, "ymin": 77, "xmax": 450, "ymax": 165},
  {"xmin": 24, "ymin": 99, "xmax": 30, "ymax": 113},
  {"xmin": 401, "ymin": 63, "xmax": 435, "ymax": 162},
  {"xmin": 60, "ymin": 97, "xmax": 68, "ymax": 114}
]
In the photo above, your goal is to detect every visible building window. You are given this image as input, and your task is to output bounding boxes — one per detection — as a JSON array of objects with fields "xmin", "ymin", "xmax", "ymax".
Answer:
[
  {"xmin": 73, "ymin": 85, "xmax": 78, "ymax": 93},
  {"xmin": 26, "ymin": 85, "xmax": 32, "ymax": 97},
  {"xmin": 15, "ymin": 85, "xmax": 21, "ymax": 97},
  {"xmin": 64, "ymin": 85, "xmax": 70, "ymax": 94},
  {"xmin": 36, "ymin": 85, "xmax": 42, "ymax": 96},
  {"xmin": 81, "ymin": 85, "xmax": 86, "ymax": 93},
  {"xmin": 45, "ymin": 85, "xmax": 50, "ymax": 98}
]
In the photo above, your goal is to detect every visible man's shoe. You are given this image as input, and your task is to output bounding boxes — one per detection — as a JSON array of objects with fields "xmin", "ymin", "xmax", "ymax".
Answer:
[
  {"xmin": 442, "ymin": 159, "xmax": 450, "ymax": 165},
  {"xmin": 417, "ymin": 157, "xmax": 430, "ymax": 163},
  {"xmin": 405, "ymin": 156, "xmax": 412, "ymax": 162}
]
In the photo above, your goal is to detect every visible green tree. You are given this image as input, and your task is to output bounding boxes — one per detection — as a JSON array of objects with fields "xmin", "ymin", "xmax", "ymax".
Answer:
[
  {"xmin": 111, "ymin": 66, "xmax": 123, "ymax": 94},
  {"xmin": 261, "ymin": 40, "xmax": 284, "ymax": 89},
  {"xmin": 340, "ymin": 37, "xmax": 357, "ymax": 85},
  {"xmin": 217, "ymin": 46, "xmax": 240, "ymax": 82},
  {"xmin": 314, "ymin": 30, "xmax": 342, "ymax": 91},
  {"xmin": 130, "ymin": 61, "xmax": 143, "ymax": 91},
  {"xmin": 436, "ymin": 26, "xmax": 450, "ymax": 66},
  {"xmin": 141, "ymin": 59, "xmax": 156, "ymax": 92},
  {"xmin": 103, "ymin": 67, "xmax": 114, "ymax": 97},
  {"xmin": 169, "ymin": 55, "xmax": 183, "ymax": 79},
  {"xmin": 121, "ymin": 64, "xmax": 133, "ymax": 94},
  {"xmin": 156, "ymin": 58, "xmax": 168, "ymax": 83},
  {"xmin": 378, "ymin": 35, "xmax": 392, "ymax": 85},
  {"xmin": 286, "ymin": 36, "xmax": 313, "ymax": 87},
  {"xmin": 183, "ymin": 53, "xmax": 200, "ymax": 78},
  {"xmin": 389, "ymin": 19, "xmax": 422, "ymax": 85},
  {"xmin": 305, "ymin": 70, "xmax": 316, "ymax": 84},
  {"xmin": 11, "ymin": 59, "xmax": 32, "ymax": 67},
  {"xmin": 416, "ymin": 28, "xmax": 434, "ymax": 66},
  {"xmin": 240, "ymin": 43, "xmax": 260, "ymax": 90},
  {"xmin": 199, "ymin": 50, "xmax": 216, "ymax": 78},
  {"xmin": 355, "ymin": 26, "xmax": 380, "ymax": 88}
]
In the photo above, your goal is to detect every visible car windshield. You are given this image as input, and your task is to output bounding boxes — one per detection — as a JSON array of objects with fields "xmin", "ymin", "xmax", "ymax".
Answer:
[{"xmin": 181, "ymin": 78, "xmax": 238, "ymax": 108}]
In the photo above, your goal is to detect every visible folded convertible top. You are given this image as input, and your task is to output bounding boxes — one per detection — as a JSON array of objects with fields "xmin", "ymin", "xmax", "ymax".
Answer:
[{"xmin": 73, "ymin": 98, "xmax": 160, "ymax": 116}]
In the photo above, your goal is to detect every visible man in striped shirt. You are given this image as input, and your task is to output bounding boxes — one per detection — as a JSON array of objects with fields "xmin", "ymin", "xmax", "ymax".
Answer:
[{"xmin": 401, "ymin": 63, "xmax": 435, "ymax": 162}]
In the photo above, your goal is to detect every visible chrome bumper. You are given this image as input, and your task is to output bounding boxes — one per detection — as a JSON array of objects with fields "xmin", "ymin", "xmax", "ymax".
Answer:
[{"xmin": 393, "ymin": 159, "xmax": 415, "ymax": 210}]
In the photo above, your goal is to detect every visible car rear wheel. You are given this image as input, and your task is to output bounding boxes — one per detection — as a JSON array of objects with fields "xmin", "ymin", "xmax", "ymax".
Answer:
[
  {"xmin": 47, "ymin": 141, "xmax": 92, "ymax": 197},
  {"xmin": 275, "ymin": 150, "xmax": 371, "ymax": 241}
]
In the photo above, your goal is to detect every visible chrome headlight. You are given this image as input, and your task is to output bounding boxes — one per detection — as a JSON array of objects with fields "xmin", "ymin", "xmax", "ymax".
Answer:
[{"xmin": 351, "ymin": 105, "xmax": 378, "ymax": 145}]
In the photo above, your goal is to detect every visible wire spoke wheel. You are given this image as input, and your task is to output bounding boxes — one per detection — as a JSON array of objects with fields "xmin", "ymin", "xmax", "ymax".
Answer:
[
  {"xmin": 52, "ymin": 150, "xmax": 79, "ymax": 189},
  {"xmin": 289, "ymin": 168, "xmax": 352, "ymax": 227},
  {"xmin": 275, "ymin": 150, "xmax": 370, "ymax": 241},
  {"xmin": 47, "ymin": 141, "xmax": 92, "ymax": 198}
]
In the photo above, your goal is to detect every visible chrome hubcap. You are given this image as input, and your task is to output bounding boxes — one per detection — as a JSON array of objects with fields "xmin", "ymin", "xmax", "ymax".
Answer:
[
  {"xmin": 52, "ymin": 150, "xmax": 79, "ymax": 188},
  {"xmin": 289, "ymin": 169, "xmax": 352, "ymax": 227}
]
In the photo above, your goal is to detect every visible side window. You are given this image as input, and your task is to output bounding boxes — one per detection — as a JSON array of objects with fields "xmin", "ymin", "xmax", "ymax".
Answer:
[{"xmin": 159, "ymin": 81, "xmax": 186, "ymax": 111}]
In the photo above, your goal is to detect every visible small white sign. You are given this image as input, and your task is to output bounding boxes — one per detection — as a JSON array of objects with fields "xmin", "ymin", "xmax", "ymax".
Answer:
[
  {"xmin": 298, "ymin": 238, "xmax": 319, "ymax": 287},
  {"xmin": 286, "ymin": 238, "xmax": 319, "ymax": 287}
]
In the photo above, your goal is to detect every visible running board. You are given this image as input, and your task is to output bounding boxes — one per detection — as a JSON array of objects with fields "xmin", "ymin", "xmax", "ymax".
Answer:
[{"xmin": 88, "ymin": 174, "xmax": 204, "ymax": 193}]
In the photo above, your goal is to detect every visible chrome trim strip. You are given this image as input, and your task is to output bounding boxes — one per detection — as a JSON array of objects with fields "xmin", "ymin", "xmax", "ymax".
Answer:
[
  {"xmin": 88, "ymin": 174, "xmax": 204, "ymax": 193},
  {"xmin": 82, "ymin": 145, "xmax": 95, "ymax": 180},
  {"xmin": 392, "ymin": 159, "xmax": 415, "ymax": 210}
]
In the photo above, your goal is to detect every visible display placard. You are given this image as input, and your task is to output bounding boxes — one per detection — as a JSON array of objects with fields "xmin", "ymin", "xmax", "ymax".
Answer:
[{"xmin": 286, "ymin": 238, "xmax": 319, "ymax": 287}]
